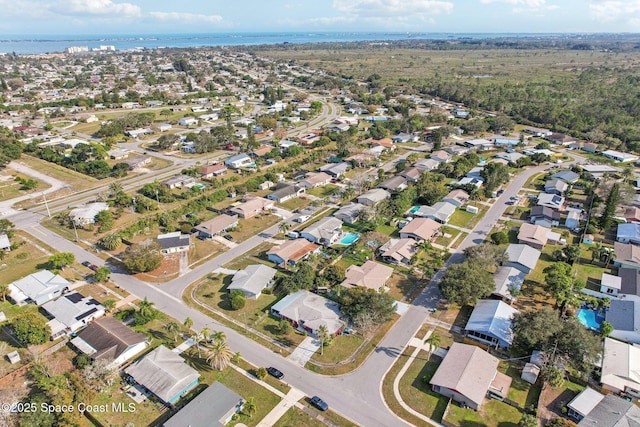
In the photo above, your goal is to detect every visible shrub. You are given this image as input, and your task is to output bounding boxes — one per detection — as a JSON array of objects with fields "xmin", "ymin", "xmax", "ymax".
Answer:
[
  {"xmin": 73, "ymin": 354, "xmax": 92, "ymax": 369},
  {"xmin": 256, "ymin": 367, "xmax": 267, "ymax": 380}
]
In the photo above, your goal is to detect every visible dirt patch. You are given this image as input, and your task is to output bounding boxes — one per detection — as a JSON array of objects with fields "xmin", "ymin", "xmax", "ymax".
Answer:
[
  {"xmin": 537, "ymin": 385, "xmax": 579, "ymax": 425},
  {"xmin": 134, "ymin": 253, "xmax": 180, "ymax": 282}
]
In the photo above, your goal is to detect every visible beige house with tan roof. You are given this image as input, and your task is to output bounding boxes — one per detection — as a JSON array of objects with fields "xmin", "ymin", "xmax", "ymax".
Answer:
[
  {"xmin": 517, "ymin": 223, "xmax": 550, "ymax": 250},
  {"xmin": 340, "ymin": 261, "xmax": 394, "ymax": 292},
  {"xmin": 267, "ymin": 239, "xmax": 320, "ymax": 267},
  {"xmin": 229, "ymin": 196, "xmax": 274, "ymax": 219},
  {"xmin": 400, "ymin": 218, "xmax": 441, "ymax": 242}
]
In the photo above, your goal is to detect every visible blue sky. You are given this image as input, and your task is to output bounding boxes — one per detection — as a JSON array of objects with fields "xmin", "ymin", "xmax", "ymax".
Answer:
[{"xmin": 0, "ymin": 0, "xmax": 638, "ymax": 35}]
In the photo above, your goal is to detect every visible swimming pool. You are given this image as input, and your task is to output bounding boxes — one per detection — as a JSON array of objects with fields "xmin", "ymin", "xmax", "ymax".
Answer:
[
  {"xmin": 576, "ymin": 308, "xmax": 604, "ymax": 331},
  {"xmin": 409, "ymin": 206, "xmax": 420, "ymax": 214},
  {"xmin": 338, "ymin": 232, "xmax": 360, "ymax": 245}
]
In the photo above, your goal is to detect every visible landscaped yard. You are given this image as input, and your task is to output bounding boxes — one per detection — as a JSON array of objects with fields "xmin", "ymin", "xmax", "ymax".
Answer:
[
  {"xmin": 310, "ymin": 333, "xmax": 364, "ymax": 364},
  {"xmin": 278, "ymin": 197, "xmax": 312, "ymax": 211},
  {"xmin": 398, "ymin": 350, "xmax": 449, "ymax": 422},
  {"xmin": 499, "ymin": 363, "xmax": 542, "ymax": 409},
  {"xmin": 435, "ymin": 226, "xmax": 461, "ymax": 247},
  {"xmin": 0, "ymin": 168, "xmax": 50, "ymax": 201},
  {"xmin": 274, "ymin": 407, "xmax": 326, "ymax": 427},
  {"xmin": 227, "ymin": 214, "xmax": 280, "ymax": 242},
  {"xmin": 0, "ymin": 230, "xmax": 55, "ymax": 284},
  {"xmin": 306, "ymin": 184, "xmax": 340, "ymax": 198},
  {"xmin": 386, "ymin": 271, "xmax": 422, "ymax": 302}
]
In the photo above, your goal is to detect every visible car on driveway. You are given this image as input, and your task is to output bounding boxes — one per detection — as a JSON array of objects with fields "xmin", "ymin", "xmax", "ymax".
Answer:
[
  {"xmin": 81, "ymin": 261, "xmax": 91, "ymax": 268},
  {"xmin": 266, "ymin": 367, "xmax": 284, "ymax": 380},
  {"xmin": 310, "ymin": 396, "xmax": 329, "ymax": 411},
  {"xmin": 224, "ymin": 234, "xmax": 233, "ymax": 241},
  {"xmin": 89, "ymin": 264, "xmax": 99, "ymax": 271}
]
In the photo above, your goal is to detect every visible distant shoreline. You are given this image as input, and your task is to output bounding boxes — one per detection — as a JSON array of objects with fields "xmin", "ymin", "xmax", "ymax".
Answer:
[{"xmin": 1, "ymin": 32, "xmax": 637, "ymax": 55}]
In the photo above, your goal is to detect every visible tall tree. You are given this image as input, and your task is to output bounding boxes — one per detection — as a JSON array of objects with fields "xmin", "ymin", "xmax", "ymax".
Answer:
[
  {"xmin": 438, "ymin": 261, "xmax": 495, "ymax": 306},
  {"xmin": 599, "ymin": 182, "xmax": 619, "ymax": 230},
  {"xmin": 165, "ymin": 322, "xmax": 180, "ymax": 342},
  {"xmin": 206, "ymin": 340, "xmax": 233, "ymax": 370}
]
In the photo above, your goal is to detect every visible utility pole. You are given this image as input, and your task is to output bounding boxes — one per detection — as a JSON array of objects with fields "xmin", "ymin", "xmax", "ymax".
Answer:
[{"xmin": 72, "ymin": 219, "xmax": 79, "ymax": 242}]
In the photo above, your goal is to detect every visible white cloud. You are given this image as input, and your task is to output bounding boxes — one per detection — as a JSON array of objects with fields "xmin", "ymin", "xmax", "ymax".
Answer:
[
  {"xmin": 148, "ymin": 12, "xmax": 223, "ymax": 24},
  {"xmin": 480, "ymin": 0, "xmax": 547, "ymax": 5},
  {"xmin": 332, "ymin": 0, "xmax": 453, "ymax": 18},
  {"xmin": 589, "ymin": 0, "xmax": 640, "ymax": 22},
  {"xmin": 56, "ymin": 0, "xmax": 141, "ymax": 17}
]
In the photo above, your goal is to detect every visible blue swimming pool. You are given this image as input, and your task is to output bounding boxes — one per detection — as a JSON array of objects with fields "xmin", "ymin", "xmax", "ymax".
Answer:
[
  {"xmin": 576, "ymin": 308, "xmax": 604, "ymax": 331},
  {"xmin": 409, "ymin": 206, "xmax": 420, "ymax": 214},
  {"xmin": 338, "ymin": 232, "xmax": 360, "ymax": 245}
]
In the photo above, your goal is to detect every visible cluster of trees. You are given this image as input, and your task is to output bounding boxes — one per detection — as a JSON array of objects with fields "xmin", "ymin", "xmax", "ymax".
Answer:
[
  {"xmin": 24, "ymin": 142, "xmax": 127, "ymax": 179},
  {"xmin": 480, "ymin": 162, "xmax": 510, "ymax": 197},
  {"xmin": 512, "ymin": 308, "xmax": 602, "ymax": 374},
  {"xmin": 439, "ymin": 243, "xmax": 505, "ymax": 305},
  {"xmin": 95, "ymin": 112, "xmax": 155, "ymax": 138},
  {"xmin": 0, "ymin": 129, "xmax": 24, "ymax": 169},
  {"xmin": 278, "ymin": 262, "xmax": 345, "ymax": 294},
  {"xmin": 10, "ymin": 311, "xmax": 51, "ymax": 345},
  {"xmin": 122, "ymin": 241, "xmax": 163, "ymax": 273},
  {"xmin": 338, "ymin": 287, "xmax": 397, "ymax": 336}
]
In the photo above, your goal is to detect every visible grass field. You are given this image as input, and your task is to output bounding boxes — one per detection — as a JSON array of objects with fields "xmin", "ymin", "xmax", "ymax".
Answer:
[
  {"xmin": 398, "ymin": 350, "xmax": 449, "ymax": 422},
  {"xmin": 0, "ymin": 168, "xmax": 50, "ymax": 201},
  {"xmin": 0, "ymin": 230, "xmax": 55, "ymax": 284}
]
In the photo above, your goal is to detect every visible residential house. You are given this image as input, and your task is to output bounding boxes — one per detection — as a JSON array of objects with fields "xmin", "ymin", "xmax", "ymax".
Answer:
[
  {"xmin": 442, "ymin": 189, "xmax": 470, "ymax": 208},
  {"xmin": 456, "ymin": 176, "xmax": 485, "ymax": 188},
  {"xmin": 602, "ymin": 150, "xmax": 639, "ymax": 163},
  {"xmin": 229, "ymin": 196, "xmax": 274, "ymax": 219},
  {"xmin": 299, "ymin": 172, "xmax": 332, "ymax": 189},
  {"xmin": 392, "ymin": 132, "xmax": 418, "ymax": 143},
  {"xmin": 318, "ymin": 162, "xmax": 350, "ymax": 178},
  {"xmin": 0, "ymin": 234, "xmax": 11, "ymax": 251},
  {"xmin": 465, "ymin": 300, "xmax": 519, "ymax": 349},
  {"xmin": 569, "ymin": 141, "xmax": 598, "ymax": 153},
  {"xmin": 224, "ymin": 153, "xmax": 254, "ymax": 169},
  {"xmin": 200, "ymin": 164, "xmax": 227, "ymax": 178},
  {"xmin": 619, "ymin": 268, "xmax": 640, "ymax": 296},
  {"xmin": 444, "ymin": 145, "xmax": 470, "ymax": 156},
  {"xmin": 529, "ymin": 206, "xmax": 561, "ymax": 228},
  {"xmin": 544, "ymin": 178, "xmax": 569, "ymax": 195},
  {"xmin": 624, "ymin": 206, "xmax": 640, "ymax": 224},
  {"xmin": 537, "ymin": 193, "xmax": 565, "ymax": 211},
  {"xmin": 413, "ymin": 158, "xmax": 440, "ymax": 172},
  {"xmin": 267, "ymin": 183, "xmax": 305, "ymax": 203},
  {"xmin": 227, "ymin": 264, "xmax": 277, "ymax": 299},
  {"xmin": 552, "ymin": 170, "xmax": 580, "ymax": 183},
  {"xmin": 301, "ymin": 217, "xmax": 343, "ymax": 246},
  {"xmin": 70, "ymin": 317, "xmax": 148, "ymax": 368},
  {"xmin": 524, "ymin": 126, "xmax": 552, "ymax": 138},
  {"xmin": 164, "ymin": 382, "xmax": 244, "ymax": 427},
  {"xmin": 357, "ymin": 188, "xmax": 391, "ymax": 207},
  {"xmin": 492, "ymin": 266, "xmax": 527, "ymax": 302},
  {"xmin": 400, "ymin": 218, "xmax": 441, "ymax": 242},
  {"xmin": 494, "ymin": 138, "xmax": 522, "ymax": 148},
  {"xmin": 267, "ymin": 239, "xmax": 320, "ymax": 267},
  {"xmin": 565, "ymin": 208, "xmax": 581, "ymax": 230},
  {"xmin": 194, "ymin": 214, "xmax": 238, "ymax": 239},
  {"xmin": 614, "ymin": 242, "xmax": 640, "ymax": 270},
  {"xmin": 600, "ymin": 337, "xmax": 640, "ymax": 398},
  {"xmin": 107, "ymin": 149, "xmax": 128, "ymax": 160},
  {"xmin": 378, "ymin": 176, "xmax": 408, "ymax": 194},
  {"xmin": 127, "ymin": 128, "xmax": 152, "ymax": 139},
  {"xmin": 9, "ymin": 270, "xmax": 71, "ymax": 306},
  {"xmin": 380, "ymin": 238, "xmax": 418, "ymax": 265},
  {"xmin": 430, "ymin": 343, "xmax": 512, "ymax": 410},
  {"xmin": 333, "ymin": 203, "xmax": 365, "ymax": 224},
  {"xmin": 340, "ymin": 261, "xmax": 394, "ymax": 292},
  {"xmin": 400, "ymin": 166, "xmax": 422, "ymax": 183},
  {"xmin": 518, "ymin": 223, "xmax": 552, "ymax": 250},
  {"xmin": 505, "ymin": 244, "xmax": 541, "ymax": 275},
  {"xmin": 369, "ymin": 138, "xmax": 396, "ymax": 152},
  {"xmin": 617, "ymin": 223, "xmax": 640, "ymax": 245},
  {"xmin": 606, "ymin": 296, "xmax": 640, "ymax": 344},
  {"xmin": 162, "ymin": 174, "xmax": 196, "ymax": 189},
  {"xmin": 496, "ymin": 152, "xmax": 525, "ymax": 164},
  {"xmin": 70, "ymin": 202, "xmax": 109, "ymax": 225},
  {"xmin": 157, "ymin": 232, "xmax": 190, "ymax": 254},
  {"xmin": 123, "ymin": 155, "xmax": 151, "ymax": 170},
  {"xmin": 270, "ymin": 290, "xmax": 345, "ymax": 336},
  {"xmin": 465, "ymin": 138, "xmax": 494, "ymax": 150},
  {"xmin": 179, "ymin": 117, "xmax": 198, "ymax": 126},
  {"xmin": 279, "ymin": 139, "xmax": 299, "ymax": 151},
  {"xmin": 252, "ymin": 145, "xmax": 273, "ymax": 158},
  {"xmin": 430, "ymin": 150, "xmax": 452, "ymax": 163},
  {"xmin": 581, "ymin": 164, "xmax": 620, "ymax": 179},
  {"xmin": 42, "ymin": 292, "xmax": 105, "ymax": 339},
  {"xmin": 414, "ymin": 201, "xmax": 457, "ymax": 224},
  {"xmin": 125, "ymin": 345, "xmax": 200, "ymax": 405},
  {"xmin": 546, "ymin": 133, "xmax": 577, "ymax": 145},
  {"xmin": 568, "ymin": 388, "xmax": 640, "ymax": 426}
]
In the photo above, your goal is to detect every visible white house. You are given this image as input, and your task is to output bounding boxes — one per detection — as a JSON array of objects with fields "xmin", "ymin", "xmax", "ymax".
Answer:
[
  {"xmin": 70, "ymin": 202, "xmax": 109, "ymax": 226},
  {"xmin": 224, "ymin": 153, "xmax": 254, "ymax": 169},
  {"xmin": 179, "ymin": 117, "xmax": 198, "ymax": 126},
  {"xmin": 42, "ymin": 292, "xmax": 105, "ymax": 339},
  {"xmin": 9, "ymin": 270, "xmax": 71, "ymax": 306}
]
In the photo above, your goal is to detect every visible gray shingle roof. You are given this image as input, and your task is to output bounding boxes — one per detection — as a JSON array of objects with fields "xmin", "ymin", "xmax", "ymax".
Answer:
[{"xmin": 606, "ymin": 300, "xmax": 636, "ymax": 331}]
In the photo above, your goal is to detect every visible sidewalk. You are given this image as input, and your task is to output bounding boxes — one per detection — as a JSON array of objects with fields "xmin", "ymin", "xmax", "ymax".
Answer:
[{"xmin": 257, "ymin": 388, "xmax": 306, "ymax": 427}]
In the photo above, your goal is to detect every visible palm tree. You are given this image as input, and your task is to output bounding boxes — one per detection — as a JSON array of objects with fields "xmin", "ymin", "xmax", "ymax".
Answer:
[
  {"xmin": 183, "ymin": 317, "xmax": 194, "ymax": 330},
  {"xmin": 278, "ymin": 222, "xmax": 290, "ymax": 234},
  {"xmin": 210, "ymin": 330, "xmax": 226, "ymax": 345},
  {"xmin": 192, "ymin": 332, "xmax": 203, "ymax": 357},
  {"xmin": 424, "ymin": 332, "xmax": 441, "ymax": 356},
  {"xmin": 590, "ymin": 242, "xmax": 603, "ymax": 263},
  {"xmin": 206, "ymin": 340, "xmax": 233, "ymax": 370},
  {"xmin": 316, "ymin": 324, "xmax": 330, "ymax": 356},
  {"xmin": 103, "ymin": 298, "xmax": 116, "ymax": 313},
  {"xmin": 109, "ymin": 181, "xmax": 123, "ymax": 197},
  {"xmin": 165, "ymin": 322, "xmax": 180, "ymax": 342},
  {"xmin": 243, "ymin": 397, "xmax": 256, "ymax": 419},
  {"xmin": 137, "ymin": 298, "xmax": 155, "ymax": 318},
  {"xmin": 0, "ymin": 283, "xmax": 10, "ymax": 302},
  {"xmin": 200, "ymin": 327, "xmax": 211, "ymax": 344}
]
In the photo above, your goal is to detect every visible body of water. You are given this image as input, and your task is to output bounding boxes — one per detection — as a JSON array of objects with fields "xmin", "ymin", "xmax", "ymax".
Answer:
[
  {"xmin": 576, "ymin": 308, "xmax": 604, "ymax": 331},
  {"xmin": 0, "ymin": 32, "xmax": 564, "ymax": 55}
]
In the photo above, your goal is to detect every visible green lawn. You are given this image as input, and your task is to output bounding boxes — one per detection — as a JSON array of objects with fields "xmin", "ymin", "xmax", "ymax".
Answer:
[
  {"xmin": 448, "ymin": 209, "xmax": 476, "ymax": 228},
  {"xmin": 445, "ymin": 399, "xmax": 524, "ymax": 427},
  {"xmin": 310, "ymin": 333, "xmax": 364, "ymax": 364},
  {"xmin": 274, "ymin": 407, "xmax": 326, "ymax": 427},
  {"xmin": 306, "ymin": 184, "xmax": 340, "ymax": 198},
  {"xmin": 0, "ymin": 230, "xmax": 54, "ymax": 284},
  {"xmin": 435, "ymin": 226, "xmax": 461, "ymax": 247},
  {"xmin": 278, "ymin": 197, "xmax": 312, "ymax": 211},
  {"xmin": 0, "ymin": 170, "xmax": 50, "ymax": 201},
  {"xmin": 398, "ymin": 351, "xmax": 449, "ymax": 422},
  {"xmin": 227, "ymin": 214, "xmax": 280, "ymax": 242},
  {"xmin": 499, "ymin": 363, "xmax": 543, "ymax": 409}
]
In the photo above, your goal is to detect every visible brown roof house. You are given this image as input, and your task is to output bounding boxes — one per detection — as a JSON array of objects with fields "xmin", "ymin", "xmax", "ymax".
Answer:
[
  {"xmin": 614, "ymin": 242, "xmax": 640, "ymax": 270},
  {"xmin": 430, "ymin": 343, "xmax": 512, "ymax": 410},
  {"xmin": 70, "ymin": 317, "xmax": 148, "ymax": 368},
  {"xmin": 229, "ymin": 196, "xmax": 274, "ymax": 219},
  {"xmin": 400, "ymin": 218, "xmax": 441, "ymax": 242},
  {"xmin": 194, "ymin": 214, "xmax": 239, "ymax": 239},
  {"xmin": 200, "ymin": 164, "xmax": 227, "ymax": 179},
  {"xmin": 340, "ymin": 261, "xmax": 394, "ymax": 292},
  {"xmin": 267, "ymin": 238, "xmax": 320, "ymax": 267}
]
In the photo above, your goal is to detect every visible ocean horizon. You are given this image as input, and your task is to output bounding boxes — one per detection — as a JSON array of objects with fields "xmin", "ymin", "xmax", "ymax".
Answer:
[{"xmin": 0, "ymin": 31, "xmax": 604, "ymax": 55}]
